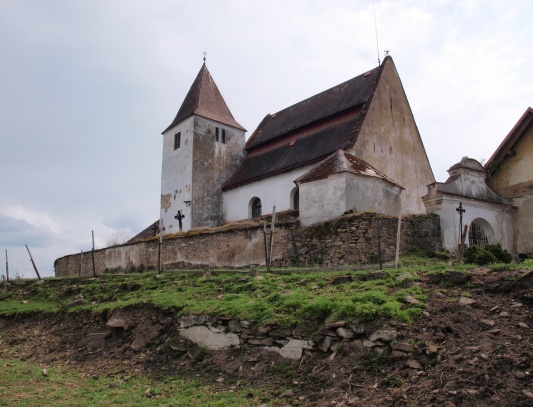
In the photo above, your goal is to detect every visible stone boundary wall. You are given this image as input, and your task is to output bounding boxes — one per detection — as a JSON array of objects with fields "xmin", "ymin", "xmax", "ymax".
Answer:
[{"xmin": 55, "ymin": 213, "xmax": 441, "ymax": 277}]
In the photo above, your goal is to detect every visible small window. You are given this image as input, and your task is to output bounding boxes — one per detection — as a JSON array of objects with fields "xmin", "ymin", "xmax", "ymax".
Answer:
[
  {"xmin": 215, "ymin": 127, "xmax": 219, "ymax": 142},
  {"xmin": 293, "ymin": 189, "xmax": 299, "ymax": 210},
  {"xmin": 251, "ymin": 198, "xmax": 262, "ymax": 219},
  {"xmin": 221, "ymin": 129, "xmax": 226, "ymax": 144},
  {"xmin": 174, "ymin": 132, "xmax": 181, "ymax": 150}
]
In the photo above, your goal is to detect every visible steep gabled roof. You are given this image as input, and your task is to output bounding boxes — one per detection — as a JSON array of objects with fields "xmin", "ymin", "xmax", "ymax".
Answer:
[
  {"xmin": 163, "ymin": 63, "xmax": 245, "ymax": 133},
  {"xmin": 246, "ymin": 61, "xmax": 384, "ymax": 149},
  {"xmin": 486, "ymin": 107, "xmax": 533, "ymax": 176},
  {"xmin": 223, "ymin": 57, "xmax": 390, "ymax": 190},
  {"xmin": 295, "ymin": 149, "xmax": 402, "ymax": 188}
]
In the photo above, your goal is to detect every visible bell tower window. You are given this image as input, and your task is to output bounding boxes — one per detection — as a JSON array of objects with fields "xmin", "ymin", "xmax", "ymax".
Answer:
[{"xmin": 174, "ymin": 132, "xmax": 181, "ymax": 150}]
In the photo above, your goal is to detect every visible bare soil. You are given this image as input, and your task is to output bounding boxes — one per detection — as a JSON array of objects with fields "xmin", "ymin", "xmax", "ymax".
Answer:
[{"xmin": 1, "ymin": 267, "xmax": 533, "ymax": 406}]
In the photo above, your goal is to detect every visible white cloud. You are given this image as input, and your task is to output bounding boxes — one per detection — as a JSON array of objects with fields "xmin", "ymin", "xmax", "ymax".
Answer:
[{"xmin": 1, "ymin": 205, "xmax": 60, "ymax": 235}]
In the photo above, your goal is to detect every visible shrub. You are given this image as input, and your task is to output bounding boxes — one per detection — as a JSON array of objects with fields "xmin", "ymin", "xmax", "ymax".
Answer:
[
  {"xmin": 464, "ymin": 245, "xmax": 497, "ymax": 265},
  {"xmin": 465, "ymin": 244, "xmax": 512, "ymax": 265},
  {"xmin": 484, "ymin": 244, "xmax": 512, "ymax": 263}
]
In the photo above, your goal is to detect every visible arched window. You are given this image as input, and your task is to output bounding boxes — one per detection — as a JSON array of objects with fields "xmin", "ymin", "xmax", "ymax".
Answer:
[
  {"xmin": 291, "ymin": 187, "xmax": 299, "ymax": 211},
  {"xmin": 250, "ymin": 197, "xmax": 262, "ymax": 219}
]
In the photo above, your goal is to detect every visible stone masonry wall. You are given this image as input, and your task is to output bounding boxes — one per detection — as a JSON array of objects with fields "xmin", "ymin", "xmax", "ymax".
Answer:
[
  {"xmin": 55, "ymin": 213, "xmax": 441, "ymax": 276},
  {"xmin": 170, "ymin": 314, "xmax": 412, "ymax": 361}
]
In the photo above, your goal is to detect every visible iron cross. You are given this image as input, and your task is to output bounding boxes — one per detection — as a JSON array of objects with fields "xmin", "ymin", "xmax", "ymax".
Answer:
[
  {"xmin": 456, "ymin": 202, "xmax": 466, "ymax": 239},
  {"xmin": 175, "ymin": 210, "xmax": 185, "ymax": 231},
  {"xmin": 151, "ymin": 222, "xmax": 160, "ymax": 236}
]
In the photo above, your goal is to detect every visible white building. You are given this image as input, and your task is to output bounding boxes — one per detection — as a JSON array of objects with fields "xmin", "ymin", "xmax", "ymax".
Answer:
[{"xmin": 423, "ymin": 157, "xmax": 514, "ymax": 252}]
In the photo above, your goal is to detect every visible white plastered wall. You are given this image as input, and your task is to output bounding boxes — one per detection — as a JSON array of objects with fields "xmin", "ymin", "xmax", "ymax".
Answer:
[
  {"xmin": 298, "ymin": 173, "xmax": 402, "ymax": 227},
  {"xmin": 160, "ymin": 116, "xmax": 194, "ymax": 235},
  {"xmin": 223, "ymin": 165, "xmax": 313, "ymax": 222},
  {"xmin": 434, "ymin": 195, "xmax": 513, "ymax": 253}
]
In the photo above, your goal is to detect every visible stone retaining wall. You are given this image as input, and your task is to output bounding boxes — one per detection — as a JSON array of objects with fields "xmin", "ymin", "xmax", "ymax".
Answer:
[
  {"xmin": 174, "ymin": 314, "xmax": 413, "ymax": 361},
  {"xmin": 55, "ymin": 213, "xmax": 441, "ymax": 277}
]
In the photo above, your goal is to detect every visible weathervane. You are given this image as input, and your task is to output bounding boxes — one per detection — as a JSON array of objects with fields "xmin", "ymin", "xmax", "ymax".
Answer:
[{"xmin": 203, "ymin": 50, "xmax": 206, "ymax": 64}]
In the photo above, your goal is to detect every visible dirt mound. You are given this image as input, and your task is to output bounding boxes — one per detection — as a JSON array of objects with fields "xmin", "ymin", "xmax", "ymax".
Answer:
[{"xmin": 1, "ymin": 268, "xmax": 533, "ymax": 406}]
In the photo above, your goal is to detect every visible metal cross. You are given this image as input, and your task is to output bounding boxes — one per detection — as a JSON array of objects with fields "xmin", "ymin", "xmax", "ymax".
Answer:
[
  {"xmin": 175, "ymin": 210, "xmax": 186, "ymax": 231},
  {"xmin": 203, "ymin": 50, "xmax": 206, "ymax": 63},
  {"xmin": 456, "ymin": 202, "xmax": 466, "ymax": 240},
  {"xmin": 151, "ymin": 222, "xmax": 160, "ymax": 236}
]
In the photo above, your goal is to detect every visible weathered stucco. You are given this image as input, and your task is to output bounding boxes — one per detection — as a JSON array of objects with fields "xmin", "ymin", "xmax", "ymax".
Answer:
[
  {"xmin": 298, "ymin": 172, "xmax": 402, "ymax": 227},
  {"xmin": 160, "ymin": 115, "xmax": 245, "ymax": 235},
  {"xmin": 491, "ymin": 124, "xmax": 533, "ymax": 191},
  {"xmin": 55, "ymin": 213, "xmax": 441, "ymax": 276},
  {"xmin": 424, "ymin": 158, "xmax": 513, "ymax": 253},
  {"xmin": 160, "ymin": 116, "xmax": 194, "ymax": 233},
  {"xmin": 354, "ymin": 58, "xmax": 435, "ymax": 215},
  {"xmin": 191, "ymin": 117, "xmax": 245, "ymax": 228},
  {"xmin": 489, "ymin": 123, "xmax": 533, "ymax": 257}
]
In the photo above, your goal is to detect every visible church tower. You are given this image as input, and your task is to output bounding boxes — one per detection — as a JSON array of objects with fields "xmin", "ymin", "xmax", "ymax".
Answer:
[{"xmin": 160, "ymin": 63, "xmax": 246, "ymax": 235}]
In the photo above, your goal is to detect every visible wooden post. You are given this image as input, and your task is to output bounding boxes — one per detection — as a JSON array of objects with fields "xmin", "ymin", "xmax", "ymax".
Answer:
[
  {"xmin": 5, "ymin": 249, "xmax": 9, "ymax": 282},
  {"xmin": 377, "ymin": 218, "xmax": 383, "ymax": 270},
  {"xmin": 25, "ymin": 244, "xmax": 42, "ymax": 281},
  {"xmin": 456, "ymin": 225, "xmax": 469, "ymax": 263},
  {"xmin": 263, "ymin": 220, "xmax": 270, "ymax": 271},
  {"xmin": 268, "ymin": 206, "xmax": 276, "ymax": 270},
  {"xmin": 91, "ymin": 230, "xmax": 96, "ymax": 277},
  {"xmin": 395, "ymin": 214, "xmax": 402, "ymax": 270},
  {"xmin": 2, "ymin": 275, "xmax": 6, "ymax": 293},
  {"xmin": 79, "ymin": 250, "xmax": 83, "ymax": 277}
]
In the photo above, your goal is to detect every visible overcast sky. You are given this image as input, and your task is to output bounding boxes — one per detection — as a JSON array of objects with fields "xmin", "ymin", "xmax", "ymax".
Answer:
[{"xmin": 1, "ymin": 0, "xmax": 531, "ymax": 278}]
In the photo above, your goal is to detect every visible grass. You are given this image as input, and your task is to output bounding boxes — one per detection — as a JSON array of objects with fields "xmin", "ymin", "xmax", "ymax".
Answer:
[
  {"xmin": 1, "ymin": 254, "xmax": 532, "ymax": 332},
  {"xmin": 0, "ymin": 359, "xmax": 273, "ymax": 406},
  {"xmin": 1, "ymin": 254, "xmax": 531, "ymax": 405}
]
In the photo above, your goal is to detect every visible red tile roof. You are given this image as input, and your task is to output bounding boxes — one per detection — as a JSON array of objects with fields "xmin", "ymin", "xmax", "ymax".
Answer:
[
  {"xmin": 163, "ymin": 64, "xmax": 245, "ymax": 133},
  {"xmin": 223, "ymin": 57, "xmax": 390, "ymax": 190},
  {"xmin": 295, "ymin": 149, "xmax": 402, "ymax": 188}
]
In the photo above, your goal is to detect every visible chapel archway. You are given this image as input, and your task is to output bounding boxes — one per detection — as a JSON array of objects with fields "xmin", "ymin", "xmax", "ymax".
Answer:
[{"xmin": 468, "ymin": 218, "xmax": 495, "ymax": 248}]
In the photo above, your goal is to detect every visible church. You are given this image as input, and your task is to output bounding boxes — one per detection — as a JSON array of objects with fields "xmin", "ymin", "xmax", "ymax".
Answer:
[
  {"xmin": 158, "ymin": 56, "xmax": 436, "ymax": 235},
  {"xmin": 56, "ymin": 56, "xmax": 525, "ymax": 276}
]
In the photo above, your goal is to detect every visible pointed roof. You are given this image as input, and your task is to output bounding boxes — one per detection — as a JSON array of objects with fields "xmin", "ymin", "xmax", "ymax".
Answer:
[
  {"xmin": 163, "ymin": 63, "xmax": 245, "ymax": 133},
  {"xmin": 295, "ymin": 149, "xmax": 402, "ymax": 187},
  {"xmin": 486, "ymin": 107, "xmax": 533, "ymax": 176},
  {"xmin": 223, "ymin": 57, "xmax": 392, "ymax": 190}
]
